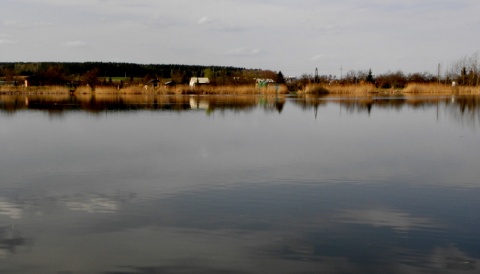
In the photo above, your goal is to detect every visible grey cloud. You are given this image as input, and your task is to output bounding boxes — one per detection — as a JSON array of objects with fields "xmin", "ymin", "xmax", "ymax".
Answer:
[
  {"xmin": 225, "ymin": 47, "xmax": 264, "ymax": 56},
  {"xmin": 0, "ymin": 39, "xmax": 16, "ymax": 45},
  {"xmin": 62, "ymin": 41, "xmax": 89, "ymax": 48},
  {"xmin": 3, "ymin": 0, "xmax": 480, "ymax": 76},
  {"xmin": 198, "ymin": 16, "xmax": 214, "ymax": 25}
]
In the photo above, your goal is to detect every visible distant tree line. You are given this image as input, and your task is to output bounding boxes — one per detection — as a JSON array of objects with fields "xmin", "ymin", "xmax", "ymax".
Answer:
[
  {"xmin": 293, "ymin": 51, "xmax": 480, "ymax": 90},
  {"xmin": 0, "ymin": 62, "xmax": 286, "ymax": 89},
  {"xmin": 295, "ymin": 69, "xmax": 444, "ymax": 90}
]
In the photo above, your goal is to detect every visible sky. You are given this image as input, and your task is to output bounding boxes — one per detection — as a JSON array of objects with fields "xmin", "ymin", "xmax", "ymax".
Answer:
[{"xmin": 1, "ymin": 0, "xmax": 479, "ymax": 77}]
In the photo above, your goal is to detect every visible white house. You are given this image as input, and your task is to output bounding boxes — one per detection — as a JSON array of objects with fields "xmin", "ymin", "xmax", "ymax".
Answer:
[{"xmin": 189, "ymin": 77, "xmax": 210, "ymax": 87}]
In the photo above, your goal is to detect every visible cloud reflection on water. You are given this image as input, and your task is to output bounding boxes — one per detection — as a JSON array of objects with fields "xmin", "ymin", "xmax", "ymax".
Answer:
[
  {"xmin": 0, "ymin": 94, "xmax": 478, "ymax": 125},
  {"xmin": 65, "ymin": 195, "xmax": 119, "ymax": 214},
  {"xmin": 0, "ymin": 181, "xmax": 478, "ymax": 273},
  {"xmin": 0, "ymin": 198, "xmax": 22, "ymax": 219},
  {"xmin": 335, "ymin": 208, "xmax": 438, "ymax": 232}
]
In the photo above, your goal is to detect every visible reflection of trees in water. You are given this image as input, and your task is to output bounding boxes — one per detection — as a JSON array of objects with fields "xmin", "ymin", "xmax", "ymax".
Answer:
[
  {"xmin": 446, "ymin": 96, "xmax": 480, "ymax": 128},
  {"xmin": 0, "ymin": 94, "xmax": 286, "ymax": 115},
  {"xmin": 189, "ymin": 95, "xmax": 257, "ymax": 114},
  {"xmin": 290, "ymin": 95, "xmax": 329, "ymax": 110},
  {"xmin": 189, "ymin": 95, "xmax": 286, "ymax": 114},
  {"xmin": 0, "ymin": 225, "xmax": 31, "ymax": 256},
  {"xmin": 290, "ymin": 95, "xmax": 328, "ymax": 118},
  {"xmin": 0, "ymin": 94, "xmax": 479, "ymax": 125},
  {"xmin": 339, "ymin": 97, "xmax": 406, "ymax": 115},
  {"xmin": 313, "ymin": 95, "xmax": 479, "ymax": 127},
  {"xmin": 258, "ymin": 95, "xmax": 286, "ymax": 114}
]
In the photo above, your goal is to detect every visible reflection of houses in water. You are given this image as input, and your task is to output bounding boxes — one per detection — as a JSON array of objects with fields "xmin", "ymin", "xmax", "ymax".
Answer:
[
  {"xmin": 1, "ymin": 95, "xmax": 478, "ymax": 125},
  {"xmin": 189, "ymin": 97, "xmax": 210, "ymax": 109},
  {"xmin": 189, "ymin": 95, "xmax": 285, "ymax": 113}
]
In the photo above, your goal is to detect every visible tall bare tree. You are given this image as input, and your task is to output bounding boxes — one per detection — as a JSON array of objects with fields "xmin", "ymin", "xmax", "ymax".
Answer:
[{"xmin": 82, "ymin": 68, "xmax": 99, "ymax": 91}]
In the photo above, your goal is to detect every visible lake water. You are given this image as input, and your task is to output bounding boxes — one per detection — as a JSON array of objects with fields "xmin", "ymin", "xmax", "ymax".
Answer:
[{"xmin": 0, "ymin": 93, "xmax": 479, "ymax": 273}]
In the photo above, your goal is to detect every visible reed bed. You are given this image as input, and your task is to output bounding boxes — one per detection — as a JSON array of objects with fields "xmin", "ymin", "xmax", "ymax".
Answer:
[
  {"xmin": 0, "ymin": 85, "xmax": 68, "ymax": 94},
  {"xmin": 299, "ymin": 83, "xmax": 377, "ymax": 95},
  {"xmin": 1, "ymin": 83, "xmax": 480, "ymax": 95},
  {"xmin": 403, "ymin": 83, "xmax": 480, "ymax": 94},
  {"xmin": 1, "ymin": 84, "xmax": 288, "ymax": 95},
  {"xmin": 325, "ymin": 83, "xmax": 377, "ymax": 94},
  {"xmin": 170, "ymin": 84, "xmax": 288, "ymax": 95},
  {"xmin": 300, "ymin": 83, "xmax": 480, "ymax": 95}
]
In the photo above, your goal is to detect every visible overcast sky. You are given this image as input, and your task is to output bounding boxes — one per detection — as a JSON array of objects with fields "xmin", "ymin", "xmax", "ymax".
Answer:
[{"xmin": 1, "ymin": 0, "xmax": 479, "ymax": 77}]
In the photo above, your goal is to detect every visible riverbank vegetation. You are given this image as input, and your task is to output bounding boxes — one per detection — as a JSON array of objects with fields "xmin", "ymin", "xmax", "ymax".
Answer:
[
  {"xmin": 3, "ymin": 82, "xmax": 478, "ymax": 96},
  {"xmin": 1, "ymin": 51, "xmax": 479, "ymax": 95}
]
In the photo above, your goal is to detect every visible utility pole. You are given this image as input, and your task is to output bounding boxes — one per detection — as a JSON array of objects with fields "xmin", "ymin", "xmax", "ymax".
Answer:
[
  {"xmin": 340, "ymin": 66, "xmax": 343, "ymax": 80},
  {"xmin": 315, "ymin": 67, "xmax": 319, "ymax": 83}
]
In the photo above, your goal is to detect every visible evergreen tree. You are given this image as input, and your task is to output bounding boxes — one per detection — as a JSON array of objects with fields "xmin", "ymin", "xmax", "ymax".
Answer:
[
  {"xmin": 366, "ymin": 69, "xmax": 375, "ymax": 84},
  {"xmin": 276, "ymin": 71, "xmax": 285, "ymax": 84}
]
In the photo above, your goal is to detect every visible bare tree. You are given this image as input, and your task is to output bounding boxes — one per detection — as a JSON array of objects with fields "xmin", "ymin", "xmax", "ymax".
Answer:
[
  {"xmin": 82, "ymin": 68, "xmax": 99, "ymax": 91},
  {"xmin": 344, "ymin": 70, "xmax": 357, "ymax": 84},
  {"xmin": 468, "ymin": 51, "xmax": 479, "ymax": 86},
  {"xmin": 450, "ymin": 55, "xmax": 469, "ymax": 85}
]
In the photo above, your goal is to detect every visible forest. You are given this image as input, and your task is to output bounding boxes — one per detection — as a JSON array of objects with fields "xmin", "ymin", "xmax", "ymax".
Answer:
[{"xmin": 0, "ymin": 62, "xmax": 282, "ymax": 87}]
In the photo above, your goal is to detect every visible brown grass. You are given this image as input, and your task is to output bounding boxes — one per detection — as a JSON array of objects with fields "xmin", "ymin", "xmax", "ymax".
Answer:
[
  {"xmin": 299, "ymin": 83, "xmax": 377, "ymax": 95},
  {"xmin": 169, "ymin": 84, "xmax": 288, "ymax": 95},
  {"xmin": 74, "ymin": 84, "xmax": 289, "ymax": 95},
  {"xmin": 2, "ymin": 82, "xmax": 480, "ymax": 95},
  {"xmin": 0, "ymin": 85, "xmax": 68, "ymax": 94},
  {"xmin": 0, "ymin": 84, "xmax": 288, "ymax": 95},
  {"xmin": 325, "ymin": 83, "xmax": 377, "ymax": 94},
  {"xmin": 299, "ymin": 83, "xmax": 480, "ymax": 95},
  {"xmin": 404, "ymin": 83, "xmax": 480, "ymax": 94}
]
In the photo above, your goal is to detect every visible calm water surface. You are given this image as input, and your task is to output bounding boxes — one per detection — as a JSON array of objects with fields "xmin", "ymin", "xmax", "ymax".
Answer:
[{"xmin": 0, "ymin": 94, "xmax": 479, "ymax": 273}]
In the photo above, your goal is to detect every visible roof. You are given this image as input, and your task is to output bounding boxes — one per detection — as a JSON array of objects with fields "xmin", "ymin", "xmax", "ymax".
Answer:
[{"xmin": 146, "ymin": 78, "xmax": 160, "ymax": 84}]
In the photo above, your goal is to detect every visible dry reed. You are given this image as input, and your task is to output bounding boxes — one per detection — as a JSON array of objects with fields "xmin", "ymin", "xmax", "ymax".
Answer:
[
  {"xmin": 169, "ymin": 84, "xmax": 288, "ymax": 95},
  {"xmin": 299, "ymin": 83, "xmax": 377, "ymax": 95},
  {"xmin": 22, "ymin": 84, "xmax": 289, "ymax": 95},
  {"xmin": 2, "ymin": 82, "xmax": 480, "ymax": 96},
  {"xmin": 403, "ymin": 83, "xmax": 480, "ymax": 94}
]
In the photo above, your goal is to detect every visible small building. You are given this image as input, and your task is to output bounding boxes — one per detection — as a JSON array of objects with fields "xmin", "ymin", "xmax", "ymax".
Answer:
[
  {"xmin": 255, "ymin": 78, "xmax": 275, "ymax": 88},
  {"xmin": 25, "ymin": 75, "xmax": 45, "ymax": 86},
  {"xmin": 146, "ymin": 78, "xmax": 160, "ymax": 88},
  {"xmin": 189, "ymin": 77, "xmax": 210, "ymax": 88}
]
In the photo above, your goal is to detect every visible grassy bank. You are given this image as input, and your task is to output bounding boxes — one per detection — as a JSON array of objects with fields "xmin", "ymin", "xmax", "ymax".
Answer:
[
  {"xmin": 402, "ymin": 83, "xmax": 480, "ymax": 94},
  {"xmin": 298, "ymin": 83, "xmax": 480, "ymax": 95},
  {"xmin": 0, "ymin": 84, "xmax": 288, "ymax": 95},
  {"xmin": 2, "ymin": 83, "xmax": 480, "ymax": 95},
  {"xmin": 299, "ymin": 83, "xmax": 377, "ymax": 95}
]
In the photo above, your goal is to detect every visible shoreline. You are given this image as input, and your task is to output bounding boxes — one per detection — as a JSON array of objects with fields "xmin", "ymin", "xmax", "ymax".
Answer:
[{"xmin": 1, "ymin": 83, "xmax": 479, "ymax": 96}]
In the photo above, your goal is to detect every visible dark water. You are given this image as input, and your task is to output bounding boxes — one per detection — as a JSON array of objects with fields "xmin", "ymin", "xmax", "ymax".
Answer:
[{"xmin": 0, "ymin": 93, "xmax": 479, "ymax": 273}]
